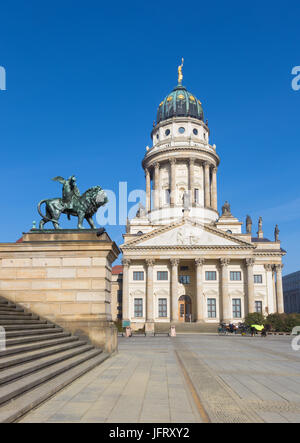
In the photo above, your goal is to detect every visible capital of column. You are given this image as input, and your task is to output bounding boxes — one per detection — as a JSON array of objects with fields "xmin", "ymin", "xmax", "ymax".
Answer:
[
  {"xmin": 169, "ymin": 158, "xmax": 176, "ymax": 165},
  {"xmin": 154, "ymin": 162, "xmax": 160, "ymax": 170},
  {"xmin": 145, "ymin": 168, "xmax": 150, "ymax": 177},
  {"xmin": 220, "ymin": 258, "xmax": 230, "ymax": 267},
  {"xmin": 146, "ymin": 258, "xmax": 155, "ymax": 267},
  {"xmin": 264, "ymin": 264, "xmax": 273, "ymax": 272},
  {"xmin": 195, "ymin": 258, "xmax": 205, "ymax": 267},
  {"xmin": 212, "ymin": 166, "xmax": 218, "ymax": 174},
  {"xmin": 246, "ymin": 258, "xmax": 255, "ymax": 267},
  {"xmin": 274, "ymin": 264, "xmax": 284, "ymax": 272},
  {"xmin": 170, "ymin": 258, "xmax": 180, "ymax": 267},
  {"xmin": 122, "ymin": 258, "xmax": 131, "ymax": 267},
  {"xmin": 204, "ymin": 161, "xmax": 210, "ymax": 169},
  {"xmin": 189, "ymin": 157, "xmax": 196, "ymax": 165}
]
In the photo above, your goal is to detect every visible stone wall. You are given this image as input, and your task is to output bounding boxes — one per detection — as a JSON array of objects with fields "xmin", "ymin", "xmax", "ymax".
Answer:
[{"xmin": 0, "ymin": 230, "xmax": 120, "ymax": 353}]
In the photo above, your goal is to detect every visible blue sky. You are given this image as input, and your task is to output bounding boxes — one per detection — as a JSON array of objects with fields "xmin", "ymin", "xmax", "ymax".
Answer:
[{"xmin": 0, "ymin": 0, "xmax": 299, "ymax": 274}]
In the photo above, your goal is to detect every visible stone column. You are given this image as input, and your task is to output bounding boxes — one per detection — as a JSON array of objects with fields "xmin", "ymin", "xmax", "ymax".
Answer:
[
  {"xmin": 204, "ymin": 162, "xmax": 211, "ymax": 208},
  {"xmin": 272, "ymin": 266, "xmax": 277, "ymax": 312},
  {"xmin": 264, "ymin": 264, "xmax": 275, "ymax": 314},
  {"xmin": 246, "ymin": 258, "xmax": 255, "ymax": 314},
  {"xmin": 154, "ymin": 162, "xmax": 160, "ymax": 210},
  {"xmin": 122, "ymin": 258, "xmax": 131, "ymax": 321},
  {"xmin": 169, "ymin": 158, "xmax": 176, "ymax": 207},
  {"xmin": 170, "ymin": 258, "xmax": 179, "ymax": 321},
  {"xmin": 195, "ymin": 258, "xmax": 205, "ymax": 321},
  {"xmin": 211, "ymin": 167, "xmax": 218, "ymax": 211},
  {"xmin": 146, "ymin": 259, "xmax": 155, "ymax": 321},
  {"xmin": 220, "ymin": 258, "xmax": 230, "ymax": 322},
  {"xmin": 189, "ymin": 158, "xmax": 195, "ymax": 207},
  {"xmin": 275, "ymin": 264, "xmax": 284, "ymax": 314},
  {"xmin": 145, "ymin": 168, "xmax": 151, "ymax": 213}
]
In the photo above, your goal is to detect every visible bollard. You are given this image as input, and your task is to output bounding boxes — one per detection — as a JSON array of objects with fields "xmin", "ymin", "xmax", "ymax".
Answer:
[{"xmin": 170, "ymin": 325, "xmax": 176, "ymax": 337}]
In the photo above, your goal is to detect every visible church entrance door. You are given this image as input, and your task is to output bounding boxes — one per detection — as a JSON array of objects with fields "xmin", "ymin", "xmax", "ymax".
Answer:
[{"xmin": 178, "ymin": 295, "xmax": 192, "ymax": 322}]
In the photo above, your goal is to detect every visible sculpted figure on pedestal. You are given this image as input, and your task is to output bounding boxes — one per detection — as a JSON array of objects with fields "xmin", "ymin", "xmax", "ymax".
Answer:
[
  {"xmin": 246, "ymin": 215, "xmax": 252, "ymax": 234},
  {"xmin": 38, "ymin": 176, "xmax": 108, "ymax": 230},
  {"xmin": 221, "ymin": 201, "xmax": 231, "ymax": 216}
]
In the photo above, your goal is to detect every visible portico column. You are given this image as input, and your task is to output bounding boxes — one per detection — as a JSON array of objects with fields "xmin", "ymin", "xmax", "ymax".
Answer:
[
  {"xmin": 145, "ymin": 168, "xmax": 151, "ymax": 213},
  {"xmin": 195, "ymin": 258, "xmax": 205, "ymax": 321},
  {"xmin": 272, "ymin": 266, "xmax": 277, "ymax": 312},
  {"xmin": 220, "ymin": 258, "xmax": 230, "ymax": 321},
  {"xmin": 204, "ymin": 162, "xmax": 211, "ymax": 208},
  {"xmin": 146, "ymin": 259, "xmax": 155, "ymax": 321},
  {"xmin": 275, "ymin": 264, "xmax": 284, "ymax": 313},
  {"xmin": 211, "ymin": 167, "xmax": 218, "ymax": 211},
  {"xmin": 189, "ymin": 158, "xmax": 195, "ymax": 207},
  {"xmin": 264, "ymin": 264, "xmax": 275, "ymax": 314},
  {"xmin": 122, "ymin": 258, "xmax": 131, "ymax": 321},
  {"xmin": 170, "ymin": 258, "xmax": 179, "ymax": 321},
  {"xmin": 154, "ymin": 162, "xmax": 160, "ymax": 210},
  {"xmin": 246, "ymin": 258, "xmax": 255, "ymax": 314},
  {"xmin": 169, "ymin": 158, "xmax": 176, "ymax": 207}
]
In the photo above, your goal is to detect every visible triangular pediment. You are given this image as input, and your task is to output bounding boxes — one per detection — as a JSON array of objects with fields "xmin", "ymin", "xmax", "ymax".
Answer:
[{"xmin": 122, "ymin": 219, "xmax": 254, "ymax": 249}]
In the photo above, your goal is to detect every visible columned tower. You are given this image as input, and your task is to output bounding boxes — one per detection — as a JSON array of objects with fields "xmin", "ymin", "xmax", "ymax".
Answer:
[{"xmin": 142, "ymin": 62, "xmax": 220, "ymax": 225}]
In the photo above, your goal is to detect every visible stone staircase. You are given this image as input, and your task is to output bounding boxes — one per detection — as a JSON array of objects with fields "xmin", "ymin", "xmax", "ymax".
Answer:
[
  {"xmin": 155, "ymin": 322, "xmax": 218, "ymax": 334},
  {"xmin": 0, "ymin": 296, "xmax": 109, "ymax": 423}
]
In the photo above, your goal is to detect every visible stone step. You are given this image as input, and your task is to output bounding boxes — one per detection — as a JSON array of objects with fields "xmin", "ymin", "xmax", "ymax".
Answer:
[
  {"xmin": 0, "ymin": 312, "xmax": 38, "ymax": 319},
  {"xmin": 0, "ymin": 338, "xmax": 84, "ymax": 369},
  {"xmin": 0, "ymin": 303, "xmax": 16, "ymax": 309},
  {"xmin": 0, "ymin": 352, "xmax": 109, "ymax": 423},
  {"xmin": 5, "ymin": 332, "xmax": 71, "ymax": 347},
  {"xmin": 1, "ymin": 336, "xmax": 78, "ymax": 358},
  {"xmin": 0, "ymin": 344, "xmax": 94, "ymax": 385},
  {"xmin": 5, "ymin": 328, "xmax": 64, "ymax": 339},
  {"xmin": 0, "ymin": 319, "xmax": 47, "ymax": 325},
  {"xmin": 0, "ymin": 306, "xmax": 24, "ymax": 313},
  {"xmin": 2, "ymin": 324, "xmax": 56, "ymax": 331},
  {"xmin": 0, "ymin": 348, "xmax": 104, "ymax": 407},
  {"xmin": 155, "ymin": 322, "xmax": 218, "ymax": 334}
]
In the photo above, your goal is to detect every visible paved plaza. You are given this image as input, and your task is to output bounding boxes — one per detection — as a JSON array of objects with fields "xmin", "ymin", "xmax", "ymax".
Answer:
[{"xmin": 20, "ymin": 334, "xmax": 300, "ymax": 423}]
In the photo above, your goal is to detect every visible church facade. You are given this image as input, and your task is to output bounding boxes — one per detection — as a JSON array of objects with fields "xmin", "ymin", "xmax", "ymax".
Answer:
[{"xmin": 120, "ymin": 67, "xmax": 285, "ymax": 332}]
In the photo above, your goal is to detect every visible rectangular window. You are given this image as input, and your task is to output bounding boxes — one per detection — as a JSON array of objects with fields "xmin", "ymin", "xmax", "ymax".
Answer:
[
  {"xmin": 232, "ymin": 299, "xmax": 242, "ymax": 318},
  {"xmin": 133, "ymin": 271, "xmax": 144, "ymax": 281},
  {"xmin": 179, "ymin": 275, "xmax": 190, "ymax": 284},
  {"xmin": 157, "ymin": 271, "xmax": 168, "ymax": 281},
  {"xmin": 254, "ymin": 275, "xmax": 263, "ymax": 284},
  {"xmin": 255, "ymin": 301, "xmax": 263, "ymax": 313},
  {"xmin": 165, "ymin": 189, "xmax": 170, "ymax": 205},
  {"xmin": 194, "ymin": 188, "xmax": 199, "ymax": 204},
  {"xmin": 230, "ymin": 271, "xmax": 242, "ymax": 281},
  {"xmin": 134, "ymin": 298, "xmax": 143, "ymax": 318},
  {"xmin": 206, "ymin": 271, "xmax": 217, "ymax": 281},
  {"xmin": 117, "ymin": 290, "xmax": 122, "ymax": 304},
  {"xmin": 207, "ymin": 298, "xmax": 216, "ymax": 318},
  {"xmin": 158, "ymin": 298, "xmax": 168, "ymax": 318}
]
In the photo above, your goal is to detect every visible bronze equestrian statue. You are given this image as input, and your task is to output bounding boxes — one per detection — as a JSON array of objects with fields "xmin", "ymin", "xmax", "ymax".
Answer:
[{"xmin": 37, "ymin": 176, "xmax": 108, "ymax": 230}]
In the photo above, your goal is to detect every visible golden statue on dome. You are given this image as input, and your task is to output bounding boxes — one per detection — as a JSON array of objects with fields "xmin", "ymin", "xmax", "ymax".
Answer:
[{"xmin": 178, "ymin": 58, "xmax": 184, "ymax": 84}]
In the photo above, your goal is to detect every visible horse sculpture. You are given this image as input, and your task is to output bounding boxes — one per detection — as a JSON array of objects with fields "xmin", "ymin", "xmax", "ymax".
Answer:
[{"xmin": 38, "ymin": 185, "xmax": 108, "ymax": 230}]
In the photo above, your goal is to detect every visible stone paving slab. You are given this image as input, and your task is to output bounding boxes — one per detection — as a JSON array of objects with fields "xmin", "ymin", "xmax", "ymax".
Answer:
[{"xmin": 19, "ymin": 334, "xmax": 300, "ymax": 423}]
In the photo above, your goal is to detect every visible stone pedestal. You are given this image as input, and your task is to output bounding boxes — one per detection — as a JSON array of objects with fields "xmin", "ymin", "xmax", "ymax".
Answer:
[
  {"xmin": 145, "ymin": 321, "xmax": 155, "ymax": 336},
  {"xmin": 0, "ymin": 229, "xmax": 120, "ymax": 353}
]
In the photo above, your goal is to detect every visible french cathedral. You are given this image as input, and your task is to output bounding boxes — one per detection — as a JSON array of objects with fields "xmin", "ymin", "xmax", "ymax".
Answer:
[{"xmin": 120, "ymin": 63, "xmax": 285, "ymax": 332}]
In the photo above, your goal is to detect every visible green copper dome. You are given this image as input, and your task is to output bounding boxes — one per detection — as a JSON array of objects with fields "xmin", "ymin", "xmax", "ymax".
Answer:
[{"xmin": 156, "ymin": 84, "xmax": 204, "ymax": 124}]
